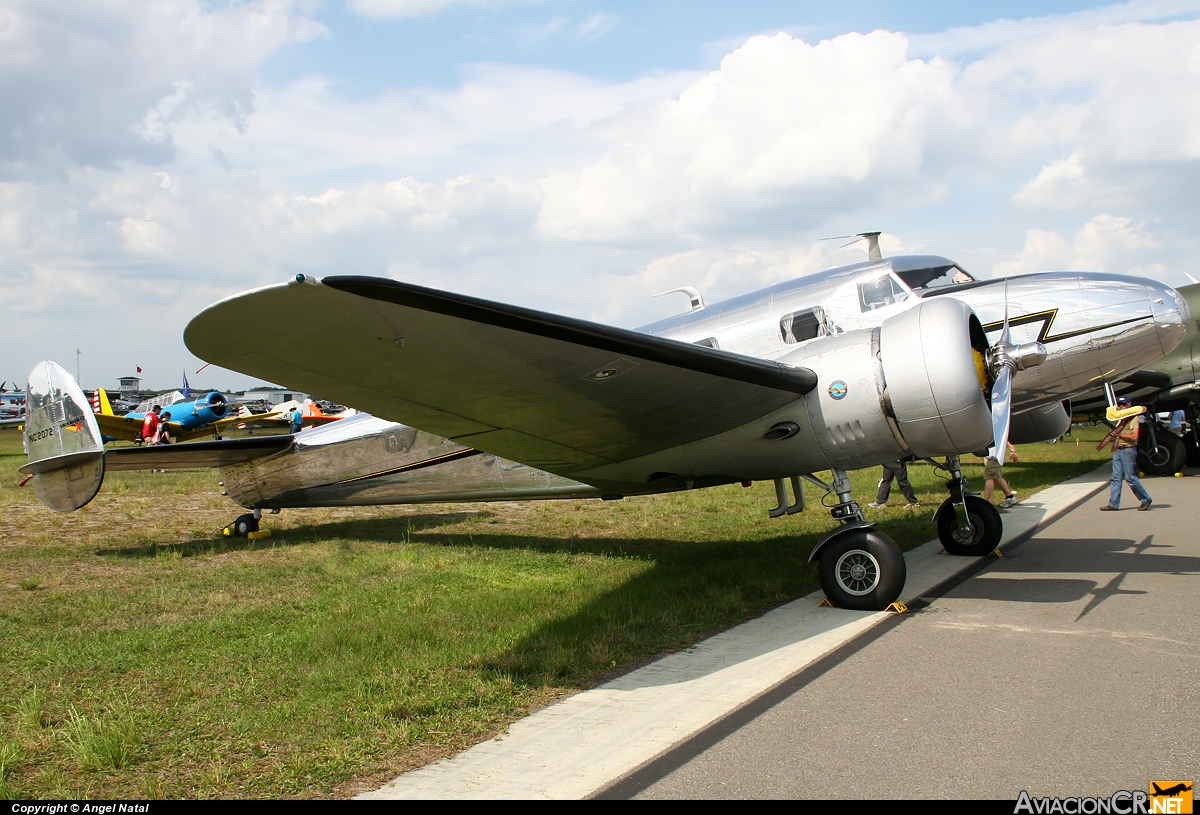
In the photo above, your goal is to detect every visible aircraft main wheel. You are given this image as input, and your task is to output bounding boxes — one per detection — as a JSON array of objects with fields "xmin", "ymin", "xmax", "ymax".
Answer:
[
  {"xmin": 817, "ymin": 530, "xmax": 906, "ymax": 611},
  {"xmin": 937, "ymin": 496, "xmax": 1002, "ymax": 556},
  {"xmin": 1186, "ymin": 430, "xmax": 1200, "ymax": 468},
  {"xmin": 1138, "ymin": 431, "xmax": 1185, "ymax": 475},
  {"xmin": 232, "ymin": 514, "xmax": 259, "ymax": 537}
]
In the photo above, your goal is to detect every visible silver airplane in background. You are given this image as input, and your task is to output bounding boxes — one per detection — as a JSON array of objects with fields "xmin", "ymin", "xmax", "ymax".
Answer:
[{"xmin": 20, "ymin": 236, "xmax": 1188, "ymax": 610}]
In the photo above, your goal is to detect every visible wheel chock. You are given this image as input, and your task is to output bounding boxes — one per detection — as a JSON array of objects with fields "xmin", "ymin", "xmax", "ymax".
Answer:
[
  {"xmin": 818, "ymin": 598, "xmax": 835, "ymax": 608},
  {"xmin": 222, "ymin": 527, "xmax": 232, "ymax": 537},
  {"xmin": 885, "ymin": 601, "xmax": 908, "ymax": 614},
  {"xmin": 247, "ymin": 529, "xmax": 271, "ymax": 540},
  {"xmin": 988, "ymin": 549, "xmax": 1004, "ymax": 558}
]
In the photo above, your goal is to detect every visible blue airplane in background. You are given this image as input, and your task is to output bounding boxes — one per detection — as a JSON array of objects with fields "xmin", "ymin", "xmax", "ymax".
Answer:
[
  {"xmin": 92, "ymin": 386, "xmax": 248, "ymax": 443},
  {"xmin": 91, "ymin": 370, "xmax": 340, "ymax": 444}
]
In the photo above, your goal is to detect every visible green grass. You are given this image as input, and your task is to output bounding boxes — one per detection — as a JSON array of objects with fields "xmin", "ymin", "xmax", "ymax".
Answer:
[{"xmin": 0, "ymin": 425, "xmax": 1110, "ymax": 797}]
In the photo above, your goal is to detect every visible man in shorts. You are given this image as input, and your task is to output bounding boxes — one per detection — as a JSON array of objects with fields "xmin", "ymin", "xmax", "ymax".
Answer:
[{"xmin": 983, "ymin": 442, "xmax": 1018, "ymax": 507}]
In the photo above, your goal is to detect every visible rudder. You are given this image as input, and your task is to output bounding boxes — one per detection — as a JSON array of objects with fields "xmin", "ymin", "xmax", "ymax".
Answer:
[{"xmin": 20, "ymin": 361, "xmax": 106, "ymax": 512}]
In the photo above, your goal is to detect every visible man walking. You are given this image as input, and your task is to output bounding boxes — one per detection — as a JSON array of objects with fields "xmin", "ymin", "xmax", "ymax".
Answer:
[
  {"xmin": 983, "ymin": 441, "xmax": 1019, "ymax": 508},
  {"xmin": 1102, "ymin": 396, "xmax": 1152, "ymax": 511},
  {"xmin": 868, "ymin": 459, "xmax": 919, "ymax": 509}
]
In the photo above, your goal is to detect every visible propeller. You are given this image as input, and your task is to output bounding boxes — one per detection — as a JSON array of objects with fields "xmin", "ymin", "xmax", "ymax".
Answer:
[
  {"xmin": 988, "ymin": 281, "xmax": 1048, "ymax": 457},
  {"xmin": 991, "ymin": 283, "xmax": 1015, "ymax": 459}
]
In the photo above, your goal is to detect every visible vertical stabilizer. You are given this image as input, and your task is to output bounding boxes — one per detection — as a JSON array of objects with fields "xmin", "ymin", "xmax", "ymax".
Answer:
[
  {"xmin": 20, "ymin": 361, "xmax": 106, "ymax": 512},
  {"xmin": 91, "ymin": 387, "xmax": 115, "ymax": 415}
]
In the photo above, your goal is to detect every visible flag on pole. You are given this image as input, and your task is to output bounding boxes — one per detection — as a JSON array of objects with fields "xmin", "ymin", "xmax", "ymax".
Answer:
[
  {"xmin": 136, "ymin": 366, "xmax": 142, "ymax": 373},
  {"xmin": 182, "ymin": 369, "xmax": 191, "ymax": 398}
]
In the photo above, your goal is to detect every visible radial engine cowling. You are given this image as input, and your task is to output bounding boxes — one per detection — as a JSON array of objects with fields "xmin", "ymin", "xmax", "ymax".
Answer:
[{"xmin": 786, "ymin": 297, "xmax": 993, "ymax": 469}]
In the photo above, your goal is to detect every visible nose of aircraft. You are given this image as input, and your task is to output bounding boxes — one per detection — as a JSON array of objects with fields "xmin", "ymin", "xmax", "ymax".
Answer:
[{"xmin": 1148, "ymin": 279, "xmax": 1189, "ymax": 355}]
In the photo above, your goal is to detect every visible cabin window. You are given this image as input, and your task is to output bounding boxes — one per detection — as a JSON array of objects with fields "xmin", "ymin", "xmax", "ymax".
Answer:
[
  {"xmin": 693, "ymin": 337, "xmax": 720, "ymax": 350},
  {"xmin": 857, "ymin": 276, "xmax": 908, "ymax": 312},
  {"xmin": 780, "ymin": 307, "xmax": 826, "ymax": 344},
  {"xmin": 895, "ymin": 265, "xmax": 975, "ymax": 292}
]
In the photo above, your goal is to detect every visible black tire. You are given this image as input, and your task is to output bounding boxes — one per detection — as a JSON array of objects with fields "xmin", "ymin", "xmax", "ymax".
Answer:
[
  {"xmin": 936, "ymin": 496, "xmax": 1003, "ymax": 556},
  {"xmin": 232, "ymin": 514, "xmax": 258, "ymax": 537},
  {"xmin": 1137, "ymin": 429, "xmax": 1185, "ymax": 475},
  {"xmin": 1186, "ymin": 429, "xmax": 1200, "ymax": 468},
  {"xmin": 817, "ymin": 530, "xmax": 906, "ymax": 611}
]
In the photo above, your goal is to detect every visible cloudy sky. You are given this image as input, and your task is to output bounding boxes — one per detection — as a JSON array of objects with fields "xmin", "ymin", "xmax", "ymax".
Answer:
[{"xmin": 5, "ymin": 0, "xmax": 1200, "ymax": 392}]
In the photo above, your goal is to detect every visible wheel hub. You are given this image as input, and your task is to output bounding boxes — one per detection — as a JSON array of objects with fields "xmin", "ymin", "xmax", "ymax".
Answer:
[
  {"xmin": 835, "ymin": 550, "xmax": 881, "ymax": 596},
  {"xmin": 952, "ymin": 513, "xmax": 982, "ymax": 545}
]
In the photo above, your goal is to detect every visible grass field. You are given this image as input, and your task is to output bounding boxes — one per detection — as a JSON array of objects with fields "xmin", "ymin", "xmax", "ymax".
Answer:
[{"xmin": 0, "ymin": 426, "xmax": 1112, "ymax": 798}]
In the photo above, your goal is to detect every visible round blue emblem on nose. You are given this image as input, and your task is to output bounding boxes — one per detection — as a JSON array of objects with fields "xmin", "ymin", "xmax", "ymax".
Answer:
[{"xmin": 828, "ymin": 380, "xmax": 848, "ymax": 400}]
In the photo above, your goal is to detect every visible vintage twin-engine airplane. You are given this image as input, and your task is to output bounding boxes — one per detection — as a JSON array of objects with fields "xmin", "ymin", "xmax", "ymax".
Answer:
[{"xmin": 19, "ymin": 241, "xmax": 1188, "ymax": 610}]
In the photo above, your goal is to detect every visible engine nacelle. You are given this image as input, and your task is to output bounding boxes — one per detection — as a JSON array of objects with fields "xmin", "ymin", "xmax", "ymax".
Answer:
[
  {"xmin": 783, "ymin": 297, "xmax": 993, "ymax": 469},
  {"xmin": 1009, "ymin": 400, "xmax": 1071, "ymax": 444}
]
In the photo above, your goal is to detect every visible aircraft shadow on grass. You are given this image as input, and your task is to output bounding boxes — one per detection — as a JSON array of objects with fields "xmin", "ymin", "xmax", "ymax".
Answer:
[
  {"xmin": 117, "ymin": 509, "xmax": 836, "ymax": 691},
  {"xmin": 92, "ymin": 521, "xmax": 1200, "ymax": 692},
  {"xmin": 93, "ymin": 510, "xmax": 495, "ymax": 558}
]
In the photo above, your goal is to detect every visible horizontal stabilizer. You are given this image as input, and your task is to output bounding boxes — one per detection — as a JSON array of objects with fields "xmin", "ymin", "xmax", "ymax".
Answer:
[
  {"xmin": 104, "ymin": 436, "xmax": 294, "ymax": 471},
  {"xmin": 19, "ymin": 450, "xmax": 103, "ymax": 476}
]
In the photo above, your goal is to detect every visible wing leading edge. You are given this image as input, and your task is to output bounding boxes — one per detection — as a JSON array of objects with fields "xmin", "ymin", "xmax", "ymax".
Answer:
[{"xmin": 183, "ymin": 276, "xmax": 817, "ymax": 477}]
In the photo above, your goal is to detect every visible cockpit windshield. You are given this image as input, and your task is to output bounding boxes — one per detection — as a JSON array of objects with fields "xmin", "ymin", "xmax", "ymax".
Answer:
[{"xmin": 895, "ymin": 264, "xmax": 975, "ymax": 292}]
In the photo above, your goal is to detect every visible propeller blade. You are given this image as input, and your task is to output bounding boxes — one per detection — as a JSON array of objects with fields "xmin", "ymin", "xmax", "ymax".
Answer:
[
  {"xmin": 991, "ymin": 365, "xmax": 1012, "ymax": 456},
  {"xmin": 990, "ymin": 279, "xmax": 1014, "ymax": 457}
]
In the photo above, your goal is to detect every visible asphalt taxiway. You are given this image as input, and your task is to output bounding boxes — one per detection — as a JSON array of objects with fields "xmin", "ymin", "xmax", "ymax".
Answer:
[{"xmin": 362, "ymin": 466, "xmax": 1199, "ymax": 799}]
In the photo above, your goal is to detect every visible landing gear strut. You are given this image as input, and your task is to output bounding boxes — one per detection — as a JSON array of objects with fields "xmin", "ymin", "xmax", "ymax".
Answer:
[
  {"xmin": 931, "ymin": 455, "xmax": 1003, "ymax": 556},
  {"xmin": 804, "ymin": 468, "xmax": 906, "ymax": 610}
]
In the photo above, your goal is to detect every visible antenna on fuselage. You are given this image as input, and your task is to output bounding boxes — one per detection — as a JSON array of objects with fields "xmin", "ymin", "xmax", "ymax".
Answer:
[
  {"xmin": 820, "ymin": 231, "xmax": 883, "ymax": 262},
  {"xmin": 654, "ymin": 286, "xmax": 705, "ymax": 312}
]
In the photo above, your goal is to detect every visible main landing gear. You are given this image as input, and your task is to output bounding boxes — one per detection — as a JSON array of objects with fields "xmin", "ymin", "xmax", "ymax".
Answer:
[
  {"xmin": 774, "ymin": 469, "xmax": 906, "ymax": 611},
  {"xmin": 226, "ymin": 508, "xmax": 263, "ymax": 537},
  {"xmin": 930, "ymin": 455, "xmax": 1003, "ymax": 557}
]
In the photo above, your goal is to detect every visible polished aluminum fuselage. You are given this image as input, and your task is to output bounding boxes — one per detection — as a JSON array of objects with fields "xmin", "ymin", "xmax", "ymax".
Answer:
[
  {"xmin": 638, "ymin": 260, "xmax": 1187, "ymax": 415},
  {"xmin": 221, "ymin": 257, "xmax": 1188, "ymax": 510},
  {"xmin": 221, "ymin": 413, "xmax": 600, "ymax": 509}
]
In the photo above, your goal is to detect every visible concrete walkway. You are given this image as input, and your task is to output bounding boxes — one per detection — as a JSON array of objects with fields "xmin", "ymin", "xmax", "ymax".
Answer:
[{"xmin": 359, "ymin": 466, "xmax": 1110, "ymax": 800}]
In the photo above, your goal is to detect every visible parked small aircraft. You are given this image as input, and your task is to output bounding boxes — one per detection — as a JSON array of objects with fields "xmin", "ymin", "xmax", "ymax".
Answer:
[
  {"xmin": 20, "ymin": 240, "xmax": 1189, "ymax": 610},
  {"xmin": 0, "ymin": 382, "xmax": 26, "ymax": 427},
  {"xmin": 90, "ymin": 387, "xmax": 340, "ymax": 443}
]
